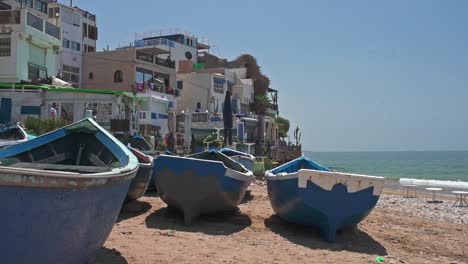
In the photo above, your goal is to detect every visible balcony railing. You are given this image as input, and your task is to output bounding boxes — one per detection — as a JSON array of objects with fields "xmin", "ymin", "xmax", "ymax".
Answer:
[
  {"xmin": 134, "ymin": 38, "xmax": 174, "ymax": 48},
  {"xmin": 45, "ymin": 21, "xmax": 60, "ymax": 39},
  {"xmin": 26, "ymin": 12, "xmax": 60, "ymax": 39},
  {"xmin": 0, "ymin": 10, "xmax": 20, "ymax": 24},
  {"xmin": 192, "ymin": 112, "xmax": 208, "ymax": 122},
  {"xmin": 28, "ymin": 62, "xmax": 47, "ymax": 80}
]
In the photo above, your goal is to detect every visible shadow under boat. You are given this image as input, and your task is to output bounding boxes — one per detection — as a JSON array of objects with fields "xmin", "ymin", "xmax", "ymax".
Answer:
[
  {"xmin": 153, "ymin": 150, "xmax": 254, "ymax": 225},
  {"xmin": 0, "ymin": 118, "xmax": 138, "ymax": 264},
  {"xmin": 264, "ymin": 214, "xmax": 387, "ymax": 255},
  {"xmin": 145, "ymin": 206, "xmax": 252, "ymax": 235}
]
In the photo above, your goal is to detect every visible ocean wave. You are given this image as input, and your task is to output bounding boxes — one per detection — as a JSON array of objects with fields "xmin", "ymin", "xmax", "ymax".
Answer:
[{"xmin": 399, "ymin": 178, "xmax": 468, "ymax": 189}]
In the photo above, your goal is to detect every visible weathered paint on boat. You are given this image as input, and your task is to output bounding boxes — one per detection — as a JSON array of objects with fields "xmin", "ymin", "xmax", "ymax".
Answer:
[
  {"xmin": 153, "ymin": 151, "xmax": 253, "ymax": 225},
  {"xmin": 127, "ymin": 146, "xmax": 154, "ymax": 200},
  {"xmin": 266, "ymin": 156, "xmax": 384, "ymax": 242},
  {"xmin": 0, "ymin": 118, "xmax": 138, "ymax": 264},
  {"xmin": 219, "ymin": 148, "xmax": 255, "ymax": 172}
]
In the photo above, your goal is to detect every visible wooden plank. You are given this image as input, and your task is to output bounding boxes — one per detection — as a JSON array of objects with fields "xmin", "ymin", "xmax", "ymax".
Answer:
[
  {"xmin": 10, "ymin": 162, "xmax": 111, "ymax": 173},
  {"xmin": 88, "ymin": 153, "xmax": 107, "ymax": 167},
  {"xmin": 35, "ymin": 152, "xmax": 68, "ymax": 164}
]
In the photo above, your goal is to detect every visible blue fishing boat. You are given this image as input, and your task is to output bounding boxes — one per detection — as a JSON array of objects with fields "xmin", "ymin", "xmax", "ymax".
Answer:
[
  {"xmin": 153, "ymin": 150, "xmax": 253, "ymax": 225},
  {"xmin": 266, "ymin": 156, "xmax": 384, "ymax": 242},
  {"xmin": 125, "ymin": 135, "xmax": 159, "ymax": 190},
  {"xmin": 219, "ymin": 148, "xmax": 255, "ymax": 172},
  {"xmin": 0, "ymin": 122, "xmax": 28, "ymax": 149},
  {"xmin": 0, "ymin": 118, "xmax": 138, "ymax": 264},
  {"xmin": 127, "ymin": 146, "xmax": 153, "ymax": 200}
]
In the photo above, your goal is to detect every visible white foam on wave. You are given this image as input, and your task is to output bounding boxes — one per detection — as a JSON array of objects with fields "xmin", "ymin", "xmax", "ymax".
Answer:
[{"xmin": 399, "ymin": 178, "xmax": 468, "ymax": 189}]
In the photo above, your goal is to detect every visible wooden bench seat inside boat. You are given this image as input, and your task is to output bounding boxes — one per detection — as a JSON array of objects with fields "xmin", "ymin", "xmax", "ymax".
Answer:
[{"xmin": 9, "ymin": 162, "xmax": 111, "ymax": 173}]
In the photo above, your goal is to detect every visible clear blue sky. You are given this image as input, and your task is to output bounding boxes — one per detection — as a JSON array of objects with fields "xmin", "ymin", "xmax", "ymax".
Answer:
[{"xmin": 70, "ymin": 0, "xmax": 468, "ymax": 151}]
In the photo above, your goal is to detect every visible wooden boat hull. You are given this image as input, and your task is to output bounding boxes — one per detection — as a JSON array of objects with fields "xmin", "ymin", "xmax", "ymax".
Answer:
[
  {"xmin": 0, "ymin": 118, "xmax": 138, "ymax": 263},
  {"xmin": 0, "ymin": 176, "xmax": 132, "ymax": 264},
  {"xmin": 127, "ymin": 161, "xmax": 153, "ymax": 200},
  {"xmin": 126, "ymin": 146, "xmax": 153, "ymax": 200},
  {"xmin": 154, "ymin": 153, "xmax": 253, "ymax": 225},
  {"xmin": 266, "ymin": 157, "xmax": 384, "ymax": 242},
  {"xmin": 219, "ymin": 148, "xmax": 254, "ymax": 172}
]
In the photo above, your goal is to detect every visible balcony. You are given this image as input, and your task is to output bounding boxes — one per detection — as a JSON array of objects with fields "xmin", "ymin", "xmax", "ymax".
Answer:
[
  {"xmin": 28, "ymin": 62, "xmax": 47, "ymax": 80},
  {"xmin": 26, "ymin": 12, "xmax": 60, "ymax": 39}
]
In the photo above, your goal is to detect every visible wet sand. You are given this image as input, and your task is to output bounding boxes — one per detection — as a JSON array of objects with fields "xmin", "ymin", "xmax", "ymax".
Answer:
[{"xmin": 92, "ymin": 182, "xmax": 468, "ymax": 264}]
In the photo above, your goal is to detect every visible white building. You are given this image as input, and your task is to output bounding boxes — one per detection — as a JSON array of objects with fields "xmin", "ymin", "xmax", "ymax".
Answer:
[
  {"xmin": 125, "ymin": 33, "xmax": 210, "ymax": 71},
  {"xmin": 47, "ymin": 1, "xmax": 97, "ymax": 87},
  {"xmin": 138, "ymin": 91, "xmax": 176, "ymax": 138},
  {"xmin": 0, "ymin": 83, "xmax": 141, "ymax": 134},
  {"xmin": 0, "ymin": 0, "xmax": 61, "ymax": 83},
  {"xmin": 177, "ymin": 67, "xmax": 253, "ymax": 116}
]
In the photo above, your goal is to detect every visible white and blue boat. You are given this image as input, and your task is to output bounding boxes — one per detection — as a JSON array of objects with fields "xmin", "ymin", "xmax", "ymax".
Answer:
[
  {"xmin": 153, "ymin": 150, "xmax": 253, "ymax": 225},
  {"xmin": 266, "ymin": 156, "xmax": 384, "ymax": 242},
  {"xmin": 219, "ymin": 148, "xmax": 255, "ymax": 172},
  {"xmin": 0, "ymin": 118, "xmax": 138, "ymax": 264},
  {"xmin": 0, "ymin": 122, "xmax": 29, "ymax": 149}
]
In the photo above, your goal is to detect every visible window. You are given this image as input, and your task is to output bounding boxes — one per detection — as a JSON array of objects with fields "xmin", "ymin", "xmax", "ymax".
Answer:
[
  {"xmin": 136, "ymin": 67, "xmax": 153, "ymax": 91},
  {"xmin": 83, "ymin": 23, "xmax": 88, "ymax": 38},
  {"xmin": 87, "ymin": 46, "xmax": 95, "ymax": 52},
  {"xmin": 16, "ymin": 0, "xmax": 33, "ymax": 8},
  {"xmin": 114, "ymin": 70, "xmax": 123, "ymax": 83},
  {"xmin": 62, "ymin": 38, "xmax": 70, "ymax": 49},
  {"xmin": 88, "ymin": 25, "xmax": 98, "ymax": 40},
  {"xmin": 88, "ymin": 72, "xmax": 93, "ymax": 79},
  {"xmin": 34, "ymin": 0, "xmax": 47, "ymax": 14},
  {"xmin": 27, "ymin": 12, "xmax": 43, "ymax": 31},
  {"xmin": 61, "ymin": 103, "xmax": 74, "ymax": 122},
  {"xmin": 177, "ymin": 80, "xmax": 183, "ymax": 90},
  {"xmin": 71, "ymin": 41, "xmax": 80, "ymax": 51},
  {"xmin": 0, "ymin": 10, "xmax": 20, "ymax": 24},
  {"xmin": 62, "ymin": 64, "xmax": 80, "ymax": 86},
  {"xmin": 48, "ymin": 7, "xmax": 59, "ymax": 19},
  {"xmin": 0, "ymin": 35, "xmax": 11, "ymax": 57},
  {"xmin": 213, "ymin": 78, "xmax": 225, "ymax": 93}
]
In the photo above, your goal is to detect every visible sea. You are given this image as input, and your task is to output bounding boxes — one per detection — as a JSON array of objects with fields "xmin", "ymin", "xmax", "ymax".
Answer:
[{"xmin": 304, "ymin": 151, "xmax": 468, "ymax": 189}]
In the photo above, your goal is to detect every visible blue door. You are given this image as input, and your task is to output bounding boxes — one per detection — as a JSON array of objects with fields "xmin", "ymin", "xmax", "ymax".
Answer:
[{"xmin": 0, "ymin": 98, "xmax": 12, "ymax": 124}]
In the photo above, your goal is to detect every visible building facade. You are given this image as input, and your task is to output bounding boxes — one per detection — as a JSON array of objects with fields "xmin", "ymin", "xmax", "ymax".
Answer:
[
  {"xmin": 47, "ymin": 1, "xmax": 97, "ymax": 87},
  {"xmin": 83, "ymin": 47, "xmax": 178, "ymax": 137},
  {"xmin": 0, "ymin": 0, "xmax": 61, "ymax": 83}
]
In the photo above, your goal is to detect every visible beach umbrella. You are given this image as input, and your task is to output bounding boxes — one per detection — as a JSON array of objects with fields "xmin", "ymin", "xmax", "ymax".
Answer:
[{"xmin": 223, "ymin": 91, "xmax": 233, "ymax": 146}]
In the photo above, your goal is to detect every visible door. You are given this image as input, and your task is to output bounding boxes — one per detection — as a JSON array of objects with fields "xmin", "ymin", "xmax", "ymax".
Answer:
[{"xmin": 0, "ymin": 98, "xmax": 12, "ymax": 124}]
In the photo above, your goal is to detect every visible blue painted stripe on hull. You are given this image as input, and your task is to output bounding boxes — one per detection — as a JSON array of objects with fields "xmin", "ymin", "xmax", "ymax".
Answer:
[
  {"xmin": 0, "ymin": 129, "xmax": 68, "ymax": 158},
  {"xmin": 0, "ymin": 180, "xmax": 130, "ymax": 264},
  {"xmin": 267, "ymin": 177, "xmax": 379, "ymax": 242}
]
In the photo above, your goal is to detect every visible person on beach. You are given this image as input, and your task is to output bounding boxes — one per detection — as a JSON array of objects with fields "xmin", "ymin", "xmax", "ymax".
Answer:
[{"xmin": 50, "ymin": 103, "xmax": 57, "ymax": 120}]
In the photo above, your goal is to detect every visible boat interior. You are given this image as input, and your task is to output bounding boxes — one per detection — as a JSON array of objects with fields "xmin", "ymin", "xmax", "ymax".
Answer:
[
  {"xmin": 188, "ymin": 150, "xmax": 249, "ymax": 173},
  {"xmin": 0, "ymin": 125, "xmax": 26, "ymax": 141},
  {"xmin": 128, "ymin": 147, "xmax": 151, "ymax": 164},
  {"xmin": 124, "ymin": 136, "xmax": 153, "ymax": 152},
  {"xmin": 272, "ymin": 157, "xmax": 330, "ymax": 174},
  {"xmin": 0, "ymin": 132, "xmax": 120, "ymax": 174}
]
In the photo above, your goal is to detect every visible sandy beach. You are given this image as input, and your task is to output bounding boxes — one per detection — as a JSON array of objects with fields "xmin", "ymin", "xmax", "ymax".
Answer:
[{"xmin": 92, "ymin": 182, "xmax": 467, "ymax": 264}]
